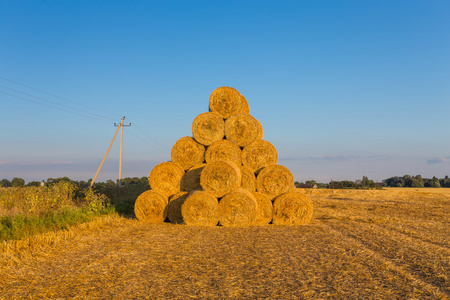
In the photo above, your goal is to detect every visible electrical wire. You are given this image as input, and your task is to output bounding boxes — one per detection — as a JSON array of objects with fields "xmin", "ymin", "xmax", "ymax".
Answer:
[
  {"xmin": 0, "ymin": 85, "xmax": 116, "ymax": 122},
  {"xmin": 0, "ymin": 90, "xmax": 113, "ymax": 123},
  {"xmin": 0, "ymin": 76, "xmax": 118, "ymax": 118}
]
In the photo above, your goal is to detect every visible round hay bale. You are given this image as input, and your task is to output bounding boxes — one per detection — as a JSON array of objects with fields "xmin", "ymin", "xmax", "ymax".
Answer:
[
  {"xmin": 181, "ymin": 190, "xmax": 219, "ymax": 226},
  {"xmin": 171, "ymin": 136, "xmax": 206, "ymax": 170},
  {"xmin": 200, "ymin": 160, "xmax": 241, "ymax": 198},
  {"xmin": 240, "ymin": 165, "xmax": 256, "ymax": 192},
  {"xmin": 148, "ymin": 161, "xmax": 185, "ymax": 198},
  {"xmin": 134, "ymin": 190, "xmax": 168, "ymax": 223},
  {"xmin": 209, "ymin": 86, "xmax": 249, "ymax": 119},
  {"xmin": 252, "ymin": 192, "xmax": 273, "ymax": 225},
  {"xmin": 218, "ymin": 189, "xmax": 257, "ymax": 227},
  {"xmin": 205, "ymin": 139, "xmax": 242, "ymax": 166},
  {"xmin": 224, "ymin": 114, "xmax": 260, "ymax": 147},
  {"xmin": 241, "ymin": 139, "xmax": 278, "ymax": 173},
  {"xmin": 240, "ymin": 94, "xmax": 250, "ymax": 114},
  {"xmin": 255, "ymin": 118, "xmax": 263, "ymax": 139},
  {"xmin": 167, "ymin": 191, "xmax": 189, "ymax": 224},
  {"xmin": 192, "ymin": 112, "xmax": 225, "ymax": 146},
  {"xmin": 180, "ymin": 163, "xmax": 206, "ymax": 192},
  {"xmin": 256, "ymin": 164, "xmax": 294, "ymax": 201},
  {"xmin": 272, "ymin": 191, "xmax": 314, "ymax": 225}
]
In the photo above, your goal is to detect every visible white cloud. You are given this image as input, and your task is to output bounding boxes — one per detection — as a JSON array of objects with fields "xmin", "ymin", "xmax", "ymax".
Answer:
[{"xmin": 427, "ymin": 157, "xmax": 449, "ymax": 165}]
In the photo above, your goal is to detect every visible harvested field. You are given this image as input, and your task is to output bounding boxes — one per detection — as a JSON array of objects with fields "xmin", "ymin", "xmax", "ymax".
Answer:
[{"xmin": 1, "ymin": 188, "xmax": 449, "ymax": 299}]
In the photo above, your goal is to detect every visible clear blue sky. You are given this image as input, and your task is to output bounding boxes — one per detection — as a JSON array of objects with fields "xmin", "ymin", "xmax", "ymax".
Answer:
[{"xmin": 1, "ymin": 1, "xmax": 449, "ymax": 183}]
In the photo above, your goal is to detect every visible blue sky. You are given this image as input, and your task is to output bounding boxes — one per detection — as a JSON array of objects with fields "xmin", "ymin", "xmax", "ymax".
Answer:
[{"xmin": 1, "ymin": 1, "xmax": 449, "ymax": 183}]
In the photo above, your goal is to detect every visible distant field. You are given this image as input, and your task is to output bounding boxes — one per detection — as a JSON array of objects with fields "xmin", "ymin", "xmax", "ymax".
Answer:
[{"xmin": 1, "ymin": 188, "xmax": 449, "ymax": 299}]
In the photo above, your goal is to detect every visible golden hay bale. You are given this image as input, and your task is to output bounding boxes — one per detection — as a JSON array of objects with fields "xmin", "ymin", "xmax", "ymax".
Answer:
[
  {"xmin": 205, "ymin": 139, "xmax": 242, "ymax": 166},
  {"xmin": 252, "ymin": 192, "xmax": 273, "ymax": 225},
  {"xmin": 171, "ymin": 136, "xmax": 206, "ymax": 170},
  {"xmin": 255, "ymin": 118, "xmax": 263, "ymax": 139},
  {"xmin": 256, "ymin": 164, "xmax": 294, "ymax": 201},
  {"xmin": 218, "ymin": 189, "xmax": 257, "ymax": 227},
  {"xmin": 192, "ymin": 112, "xmax": 225, "ymax": 146},
  {"xmin": 200, "ymin": 160, "xmax": 241, "ymax": 198},
  {"xmin": 148, "ymin": 161, "xmax": 185, "ymax": 198},
  {"xmin": 272, "ymin": 191, "xmax": 314, "ymax": 225},
  {"xmin": 240, "ymin": 165, "xmax": 256, "ymax": 192},
  {"xmin": 134, "ymin": 190, "xmax": 168, "ymax": 223},
  {"xmin": 167, "ymin": 191, "xmax": 189, "ymax": 224},
  {"xmin": 181, "ymin": 190, "xmax": 219, "ymax": 226},
  {"xmin": 224, "ymin": 114, "xmax": 261, "ymax": 147},
  {"xmin": 209, "ymin": 86, "xmax": 249, "ymax": 119},
  {"xmin": 241, "ymin": 139, "xmax": 278, "ymax": 173},
  {"xmin": 180, "ymin": 163, "xmax": 206, "ymax": 192},
  {"xmin": 240, "ymin": 94, "xmax": 250, "ymax": 114}
]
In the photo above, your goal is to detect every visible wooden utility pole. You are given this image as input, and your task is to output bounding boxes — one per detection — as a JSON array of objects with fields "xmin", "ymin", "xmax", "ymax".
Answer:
[
  {"xmin": 116, "ymin": 117, "xmax": 131, "ymax": 187},
  {"xmin": 90, "ymin": 117, "xmax": 131, "ymax": 187}
]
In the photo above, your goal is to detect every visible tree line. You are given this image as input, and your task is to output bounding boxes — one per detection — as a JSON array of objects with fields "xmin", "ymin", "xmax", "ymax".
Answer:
[
  {"xmin": 0, "ymin": 176, "xmax": 149, "ymax": 188},
  {"xmin": 2, "ymin": 174, "xmax": 450, "ymax": 189}
]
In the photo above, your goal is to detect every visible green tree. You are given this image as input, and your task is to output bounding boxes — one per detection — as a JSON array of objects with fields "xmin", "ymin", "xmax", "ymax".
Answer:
[
  {"xmin": 305, "ymin": 180, "xmax": 317, "ymax": 186},
  {"xmin": 11, "ymin": 177, "xmax": 25, "ymax": 187},
  {"xmin": 410, "ymin": 178, "xmax": 424, "ymax": 188},
  {"xmin": 1, "ymin": 179, "xmax": 12, "ymax": 187}
]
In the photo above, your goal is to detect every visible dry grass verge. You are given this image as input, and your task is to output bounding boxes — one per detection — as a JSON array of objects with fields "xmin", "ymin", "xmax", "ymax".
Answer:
[{"xmin": 0, "ymin": 189, "xmax": 449, "ymax": 299}]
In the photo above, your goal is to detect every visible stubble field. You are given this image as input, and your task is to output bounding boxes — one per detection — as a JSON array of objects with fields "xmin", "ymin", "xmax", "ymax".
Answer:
[{"xmin": 1, "ymin": 188, "xmax": 449, "ymax": 299}]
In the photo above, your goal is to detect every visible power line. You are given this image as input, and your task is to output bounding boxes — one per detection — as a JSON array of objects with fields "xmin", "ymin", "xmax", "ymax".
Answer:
[
  {"xmin": 0, "ymin": 90, "xmax": 113, "ymax": 123},
  {"xmin": 0, "ymin": 85, "xmax": 116, "ymax": 122},
  {"xmin": 0, "ymin": 76, "xmax": 118, "ymax": 118}
]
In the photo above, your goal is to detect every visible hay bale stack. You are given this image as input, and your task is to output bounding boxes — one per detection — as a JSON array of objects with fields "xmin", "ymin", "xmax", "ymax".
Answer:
[
  {"xmin": 148, "ymin": 161, "xmax": 185, "ymax": 198},
  {"xmin": 137, "ymin": 86, "xmax": 314, "ymax": 227},
  {"xmin": 200, "ymin": 160, "xmax": 241, "ymax": 198},
  {"xmin": 205, "ymin": 139, "xmax": 242, "ymax": 166},
  {"xmin": 181, "ymin": 190, "xmax": 219, "ymax": 226},
  {"xmin": 256, "ymin": 164, "xmax": 294, "ymax": 201},
  {"xmin": 239, "ymin": 165, "xmax": 256, "ymax": 192},
  {"xmin": 272, "ymin": 191, "xmax": 313, "ymax": 225},
  {"xmin": 241, "ymin": 139, "xmax": 278, "ymax": 173},
  {"xmin": 209, "ymin": 86, "xmax": 249, "ymax": 119},
  {"xmin": 218, "ymin": 189, "xmax": 257, "ymax": 227},
  {"xmin": 224, "ymin": 114, "xmax": 261, "ymax": 147},
  {"xmin": 180, "ymin": 163, "xmax": 206, "ymax": 192},
  {"xmin": 134, "ymin": 190, "xmax": 168, "ymax": 223},
  {"xmin": 167, "ymin": 191, "xmax": 189, "ymax": 224},
  {"xmin": 192, "ymin": 112, "xmax": 225, "ymax": 146},
  {"xmin": 252, "ymin": 192, "xmax": 273, "ymax": 225},
  {"xmin": 171, "ymin": 136, "xmax": 205, "ymax": 170}
]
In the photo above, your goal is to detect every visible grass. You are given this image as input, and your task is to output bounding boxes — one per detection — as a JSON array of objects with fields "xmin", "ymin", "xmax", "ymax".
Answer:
[
  {"xmin": 0, "ymin": 188, "xmax": 448, "ymax": 299},
  {"xmin": 0, "ymin": 182, "xmax": 119, "ymax": 243},
  {"xmin": 0, "ymin": 206, "xmax": 114, "ymax": 242}
]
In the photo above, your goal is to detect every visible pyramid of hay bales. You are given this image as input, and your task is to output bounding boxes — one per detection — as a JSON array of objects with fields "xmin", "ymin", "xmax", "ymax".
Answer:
[{"xmin": 134, "ymin": 87, "xmax": 313, "ymax": 227}]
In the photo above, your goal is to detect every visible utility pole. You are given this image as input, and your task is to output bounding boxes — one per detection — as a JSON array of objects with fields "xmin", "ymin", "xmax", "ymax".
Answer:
[
  {"xmin": 90, "ymin": 117, "xmax": 131, "ymax": 187},
  {"xmin": 115, "ymin": 117, "xmax": 131, "ymax": 187}
]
